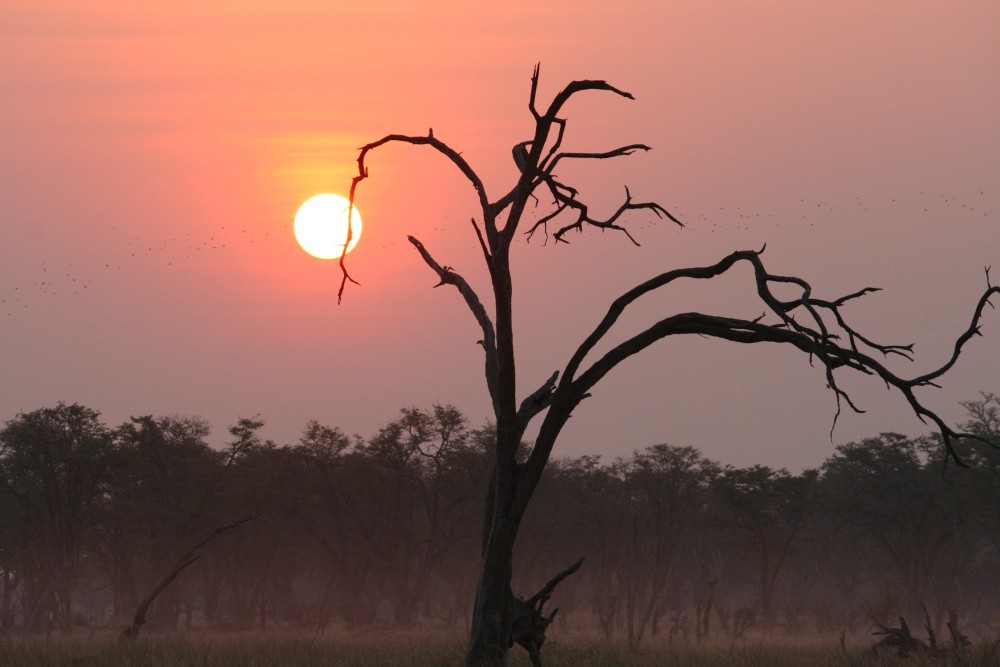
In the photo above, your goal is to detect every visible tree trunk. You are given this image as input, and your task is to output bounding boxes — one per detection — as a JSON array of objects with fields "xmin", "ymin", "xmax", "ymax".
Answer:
[
  {"xmin": 0, "ymin": 570, "xmax": 16, "ymax": 630},
  {"xmin": 465, "ymin": 445, "xmax": 517, "ymax": 664},
  {"xmin": 464, "ymin": 530, "xmax": 515, "ymax": 666}
]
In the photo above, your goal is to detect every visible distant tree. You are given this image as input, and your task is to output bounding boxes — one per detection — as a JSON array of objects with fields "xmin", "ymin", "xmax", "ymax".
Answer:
[
  {"xmin": 344, "ymin": 66, "xmax": 998, "ymax": 665},
  {"xmin": 567, "ymin": 447, "xmax": 727, "ymax": 644},
  {"xmin": 577, "ymin": 445, "xmax": 717, "ymax": 646},
  {"xmin": 210, "ymin": 439, "xmax": 299, "ymax": 632},
  {"xmin": 120, "ymin": 514, "xmax": 254, "ymax": 640},
  {"xmin": 211, "ymin": 416, "xmax": 270, "ymax": 628},
  {"xmin": 959, "ymin": 395, "xmax": 1000, "ymax": 537},
  {"xmin": 712, "ymin": 465, "xmax": 818, "ymax": 633},
  {"xmin": 516, "ymin": 454, "xmax": 610, "ymax": 628},
  {"xmin": 956, "ymin": 392, "xmax": 1000, "ymax": 620},
  {"xmin": 0, "ymin": 482, "xmax": 18, "ymax": 630},
  {"xmin": 283, "ymin": 420, "xmax": 360, "ymax": 629},
  {"xmin": 359, "ymin": 405, "xmax": 486, "ymax": 625},
  {"xmin": 788, "ymin": 490, "xmax": 869, "ymax": 636},
  {"xmin": 960, "ymin": 392, "xmax": 1000, "ymax": 455},
  {"xmin": 818, "ymin": 434, "xmax": 981, "ymax": 630},
  {"xmin": 100, "ymin": 415, "xmax": 220, "ymax": 627},
  {"xmin": 0, "ymin": 403, "xmax": 114, "ymax": 633}
]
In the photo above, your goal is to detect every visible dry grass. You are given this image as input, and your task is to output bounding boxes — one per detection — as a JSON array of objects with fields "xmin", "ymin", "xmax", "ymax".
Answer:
[{"xmin": 0, "ymin": 633, "xmax": 998, "ymax": 666}]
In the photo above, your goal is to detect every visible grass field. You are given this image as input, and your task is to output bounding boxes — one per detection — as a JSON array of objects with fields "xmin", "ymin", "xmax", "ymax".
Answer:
[{"xmin": 1, "ymin": 632, "xmax": 998, "ymax": 666}]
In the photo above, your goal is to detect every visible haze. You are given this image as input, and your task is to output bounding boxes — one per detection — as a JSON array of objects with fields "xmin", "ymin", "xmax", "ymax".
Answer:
[{"xmin": 2, "ymin": 1, "xmax": 998, "ymax": 471}]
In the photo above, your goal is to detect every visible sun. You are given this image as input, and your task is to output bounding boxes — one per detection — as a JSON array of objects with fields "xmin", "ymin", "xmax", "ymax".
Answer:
[{"xmin": 294, "ymin": 193, "xmax": 363, "ymax": 260}]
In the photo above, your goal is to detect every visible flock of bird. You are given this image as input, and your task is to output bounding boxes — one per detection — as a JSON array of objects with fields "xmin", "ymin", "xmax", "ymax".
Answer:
[
  {"xmin": 2, "ymin": 223, "xmax": 276, "ymax": 317},
  {"xmin": 2, "ymin": 188, "xmax": 993, "ymax": 318}
]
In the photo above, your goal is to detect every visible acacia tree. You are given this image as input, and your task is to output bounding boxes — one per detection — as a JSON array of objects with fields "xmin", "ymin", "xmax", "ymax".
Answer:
[
  {"xmin": 712, "ymin": 465, "xmax": 818, "ymax": 633},
  {"xmin": 361, "ymin": 405, "xmax": 484, "ymax": 625},
  {"xmin": 343, "ymin": 66, "xmax": 998, "ymax": 666},
  {"xmin": 0, "ymin": 403, "xmax": 114, "ymax": 633}
]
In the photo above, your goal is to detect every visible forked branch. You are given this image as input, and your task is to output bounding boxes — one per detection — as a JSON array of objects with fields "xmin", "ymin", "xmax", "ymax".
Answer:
[
  {"xmin": 351, "ymin": 132, "xmax": 491, "ymax": 222},
  {"xmin": 527, "ymin": 184, "xmax": 681, "ymax": 245},
  {"xmin": 510, "ymin": 557, "xmax": 585, "ymax": 667},
  {"xmin": 493, "ymin": 65, "xmax": 680, "ymax": 245},
  {"xmin": 528, "ymin": 249, "xmax": 999, "ymax": 475},
  {"xmin": 342, "ymin": 129, "xmax": 497, "ymax": 302},
  {"xmin": 407, "ymin": 236, "xmax": 500, "ymax": 414}
]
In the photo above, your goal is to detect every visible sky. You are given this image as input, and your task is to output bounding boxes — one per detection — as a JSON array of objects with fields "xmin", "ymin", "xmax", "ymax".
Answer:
[{"xmin": 2, "ymin": 1, "xmax": 998, "ymax": 471}]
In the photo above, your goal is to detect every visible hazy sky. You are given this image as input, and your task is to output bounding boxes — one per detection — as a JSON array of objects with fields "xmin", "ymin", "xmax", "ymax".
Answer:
[{"xmin": 2, "ymin": 1, "xmax": 998, "ymax": 470}]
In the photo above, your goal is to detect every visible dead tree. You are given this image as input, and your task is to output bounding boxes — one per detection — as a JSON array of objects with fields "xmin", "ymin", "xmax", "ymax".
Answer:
[
  {"xmin": 508, "ymin": 558, "xmax": 582, "ymax": 667},
  {"xmin": 922, "ymin": 603, "xmax": 939, "ymax": 654},
  {"xmin": 871, "ymin": 615, "xmax": 931, "ymax": 657},
  {"xmin": 870, "ymin": 608, "xmax": 970, "ymax": 658},
  {"xmin": 946, "ymin": 609, "xmax": 971, "ymax": 654},
  {"xmin": 121, "ymin": 515, "xmax": 254, "ymax": 640},
  {"xmin": 919, "ymin": 605, "xmax": 971, "ymax": 658},
  {"xmin": 343, "ymin": 65, "xmax": 998, "ymax": 666}
]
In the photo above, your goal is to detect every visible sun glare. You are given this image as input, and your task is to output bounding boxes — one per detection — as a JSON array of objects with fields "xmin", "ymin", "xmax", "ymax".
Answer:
[{"xmin": 294, "ymin": 193, "xmax": 363, "ymax": 260}]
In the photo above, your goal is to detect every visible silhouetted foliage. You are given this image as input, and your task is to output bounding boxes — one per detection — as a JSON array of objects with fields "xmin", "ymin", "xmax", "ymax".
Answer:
[
  {"xmin": 2, "ymin": 398, "xmax": 999, "ymax": 646},
  {"xmin": 0, "ymin": 403, "xmax": 114, "ymax": 633}
]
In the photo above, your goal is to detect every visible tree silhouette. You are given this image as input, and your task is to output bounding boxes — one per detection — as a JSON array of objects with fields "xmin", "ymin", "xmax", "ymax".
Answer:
[
  {"xmin": 713, "ymin": 464, "xmax": 818, "ymax": 633},
  {"xmin": 341, "ymin": 66, "xmax": 999, "ymax": 666},
  {"xmin": 0, "ymin": 403, "xmax": 114, "ymax": 634}
]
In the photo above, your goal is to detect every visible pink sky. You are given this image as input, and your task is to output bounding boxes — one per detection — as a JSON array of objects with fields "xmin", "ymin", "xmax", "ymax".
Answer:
[{"xmin": 2, "ymin": 1, "xmax": 998, "ymax": 470}]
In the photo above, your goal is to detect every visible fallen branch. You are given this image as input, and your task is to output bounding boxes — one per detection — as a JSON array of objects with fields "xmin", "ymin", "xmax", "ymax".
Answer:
[
  {"xmin": 870, "ymin": 614, "xmax": 930, "ymax": 658},
  {"xmin": 121, "ymin": 515, "xmax": 255, "ymax": 640}
]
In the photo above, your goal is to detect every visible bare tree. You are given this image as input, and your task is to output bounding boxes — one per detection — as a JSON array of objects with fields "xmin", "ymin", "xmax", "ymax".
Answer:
[{"xmin": 344, "ymin": 66, "xmax": 998, "ymax": 666}]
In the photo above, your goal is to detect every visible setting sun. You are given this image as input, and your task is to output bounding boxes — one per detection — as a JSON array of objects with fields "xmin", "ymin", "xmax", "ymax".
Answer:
[{"xmin": 293, "ymin": 193, "xmax": 363, "ymax": 260}]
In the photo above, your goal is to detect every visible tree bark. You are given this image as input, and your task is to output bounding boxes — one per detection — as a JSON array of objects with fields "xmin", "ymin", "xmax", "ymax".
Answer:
[{"xmin": 464, "ymin": 533, "xmax": 516, "ymax": 666}]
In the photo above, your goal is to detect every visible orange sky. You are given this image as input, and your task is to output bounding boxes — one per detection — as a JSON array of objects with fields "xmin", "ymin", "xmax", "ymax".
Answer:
[{"xmin": 2, "ymin": 1, "xmax": 998, "ymax": 470}]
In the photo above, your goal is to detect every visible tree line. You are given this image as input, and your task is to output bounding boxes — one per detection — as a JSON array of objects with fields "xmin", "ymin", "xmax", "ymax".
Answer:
[{"xmin": 1, "ymin": 395, "xmax": 998, "ymax": 642}]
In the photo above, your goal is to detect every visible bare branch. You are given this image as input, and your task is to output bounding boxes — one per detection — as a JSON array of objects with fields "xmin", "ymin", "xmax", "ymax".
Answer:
[
  {"xmin": 528, "ymin": 63, "xmax": 542, "ymax": 121},
  {"xmin": 560, "ymin": 250, "xmax": 755, "ymax": 385},
  {"xmin": 545, "ymin": 143, "xmax": 653, "ymax": 171},
  {"xmin": 910, "ymin": 282, "xmax": 999, "ymax": 387},
  {"xmin": 525, "ymin": 184, "xmax": 680, "ymax": 245},
  {"xmin": 342, "ymin": 130, "xmax": 496, "ymax": 301},
  {"xmin": 336, "ymin": 206, "xmax": 362, "ymax": 304},
  {"xmin": 509, "ymin": 556, "xmax": 583, "ymax": 667},
  {"xmin": 545, "ymin": 79, "xmax": 635, "ymax": 120},
  {"xmin": 527, "ymin": 250, "xmax": 999, "ymax": 476},
  {"xmin": 516, "ymin": 371, "xmax": 559, "ymax": 437},
  {"xmin": 508, "ymin": 557, "xmax": 584, "ymax": 666},
  {"xmin": 537, "ymin": 117, "xmax": 567, "ymax": 173},
  {"xmin": 525, "ymin": 557, "xmax": 585, "ymax": 608},
  {"xmin": 525, "ymin": 203, "xmax": 568, "ymax": 244},
  {"xmin": 492, "ymin": 65, "xmax": 674, "ymax": 246},
  {"xmin": 122, "ymin": 515, "xmax": 254, "ymax": 640},
  {"xmin": 407, "ymin": 236, "xmax": 500, "ymax": 414},
  {"xmin": 469, "ymin": 217, "xmax": 491, "ymax": 267},
  {"xmin": 352, "ymin": 132, "xmax": 491, "ymax": 221}
]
